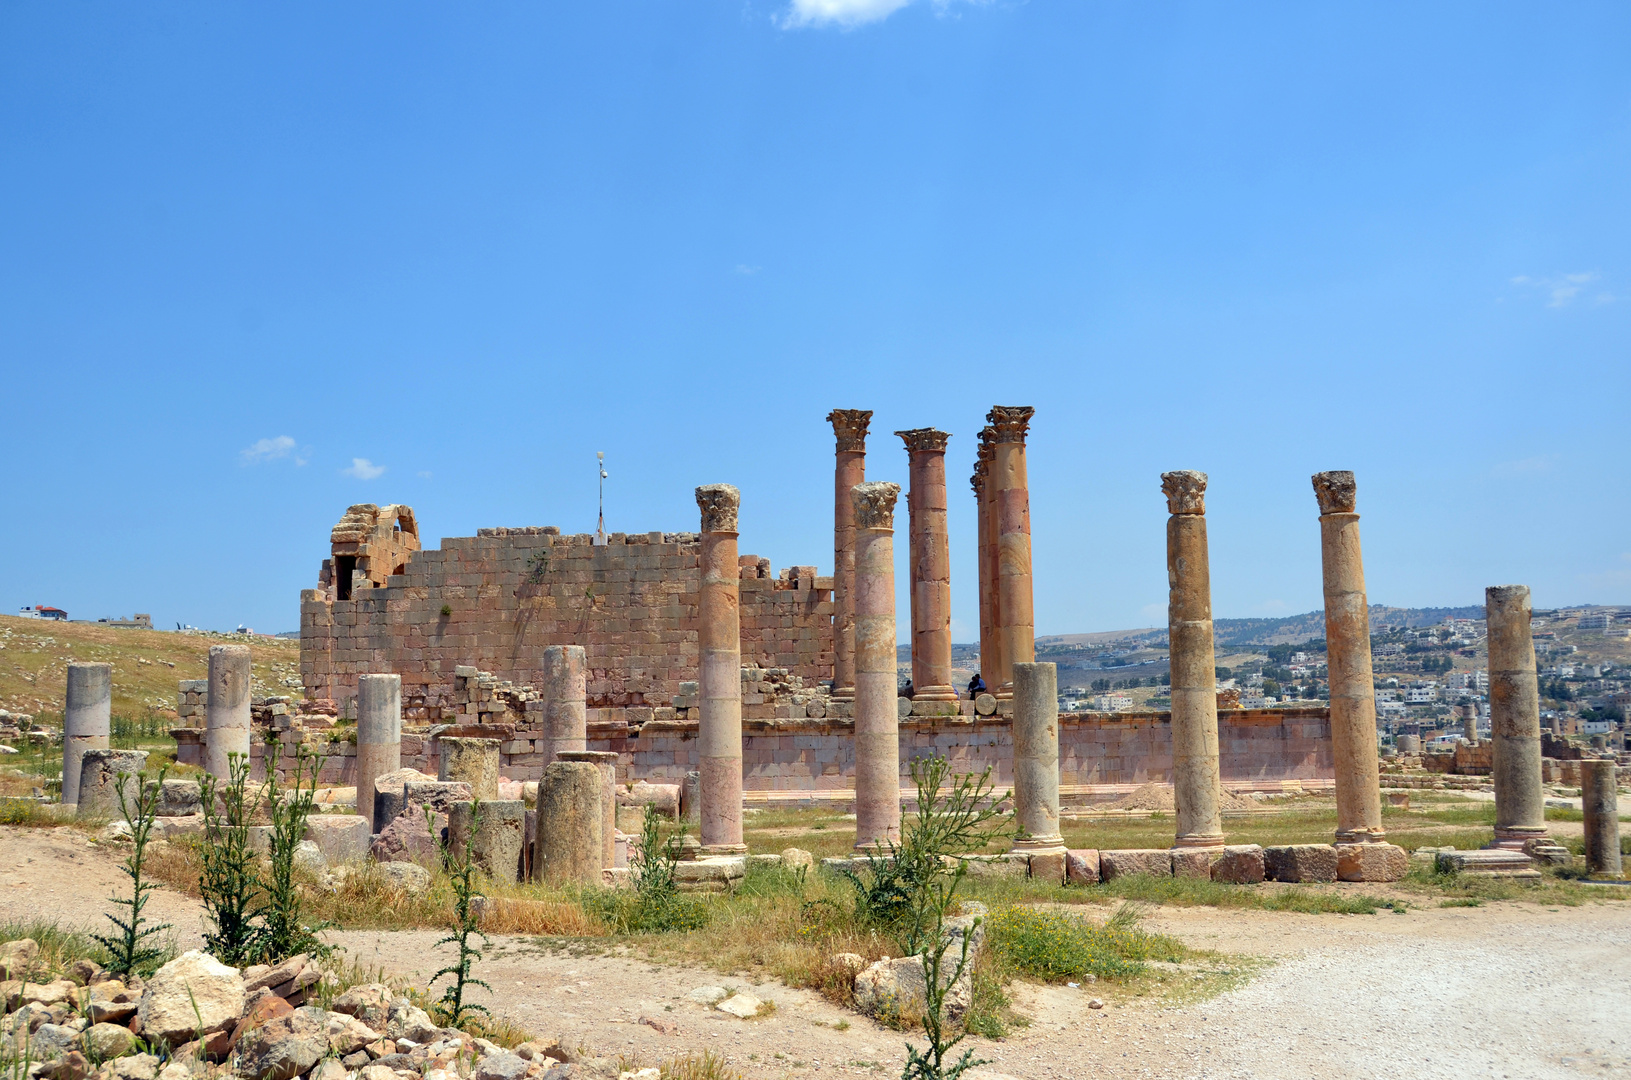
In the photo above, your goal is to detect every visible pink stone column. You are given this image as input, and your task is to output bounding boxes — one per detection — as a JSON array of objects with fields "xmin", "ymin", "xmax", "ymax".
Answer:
[
  {"xmin": 696, "ymin": 483, "xmax": 746, "ymax": 854},
  {"xmin": 541, "ymin": 644, "xmax": 587, "ymax": 768},
  {"xmin": 1313, "ymin": 471, "xmax": 1386, "ymax": 844},
  {"xmin": 1163, "ymin": 470, "xmax": 1225, "ymax": 850},
  {"xmin": 897, "ymin": 428, "xmax": 957, "ymax": 708},
  {"xmin": 975, "ymin": 429, "xmax": 1003, "ymax": 693},
  {"xmin": 1488, "ymin": 584, "xmax": 1546, "ymax": 849},
  {"xmin": 828, "ymin": 410, "xmax": 873, "ymax": 701},
  {"xmin": 852, "ymin": 481, "xmax": 902, "ymax": 849},
  {"xmin": 988, "ymin": 407, "xmax": 1036, "ymax": 699}
]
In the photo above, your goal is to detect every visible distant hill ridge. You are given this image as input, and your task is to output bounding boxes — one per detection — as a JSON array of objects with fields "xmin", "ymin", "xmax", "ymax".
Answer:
[{"xmin": 1034, "ymin": 604, "xmax": 1490, "ymax": 650}]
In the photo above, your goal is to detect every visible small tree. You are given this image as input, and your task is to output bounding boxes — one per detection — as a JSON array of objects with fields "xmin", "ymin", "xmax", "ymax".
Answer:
[
  {"xmin": 253, "ymin": 740, "xmax": 330, "ymax": 963},
  {"xmin": 430, "ymin": 798, "xmax": 491, "ymax": 1029},
  {"xmin": 94, "ymin": 766, "xmax": 172, "ymax": 976},
  {"xmin": 197, "ymin": 753, "xmax": 262, "ymax": 965}
]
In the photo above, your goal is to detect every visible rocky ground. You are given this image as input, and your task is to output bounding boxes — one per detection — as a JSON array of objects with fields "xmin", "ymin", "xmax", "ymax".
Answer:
[{"xmin": 4, "ymin": 826, "xmax": 1629, "ymax": 1079}]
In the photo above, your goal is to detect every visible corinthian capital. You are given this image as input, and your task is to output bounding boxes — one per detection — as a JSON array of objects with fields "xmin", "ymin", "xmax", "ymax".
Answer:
[
  {"xmin": 1160, "ymin": 470, "xmax": 1208, "ymax": 515},
  {"xmin": 986, "ymin": 406, "xmax": 1034, "ymax": 444},
  {"xmin": 695, "ymin": 483, "xmax": 741, "ymax": 533},
  {"xmin": 827, "ymin": 409, "xmax": 874, "ymax": 453},
  {"xmin": 895, "ymin": 427, "xmax": 951, "ymax": 454},
  {"xmin": 1311, "ymin": 471, "xmax": 1357, "ymax": 515},
  {"xmin": 850, "ymin": 481, "xmax": 901, "ymax": 530}
]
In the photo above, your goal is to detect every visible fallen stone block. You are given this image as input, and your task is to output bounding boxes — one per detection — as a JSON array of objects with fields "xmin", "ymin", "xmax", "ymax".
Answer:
[
  {"xmin": 1065, "ymin": 849, "xmax": 1100, "ymax": 885},
  {"xmin": 1210, "ymin": 845, "xmax": 1265, "ymax": 884},
  {"xmin": 673, "ymin": 857, "xmax": 745, "ymax": 892},
  {"xmin": 1336, "ymin": 843, "xmax": 1408, "ymax": 882},
  {"xmin": 854, "ymin": 956, "xmax": 970, "ymax": 1023},
  {"xmin": 960, "ymin": 854, "xmax": 1028, "ymax": 880},
  {"xmin": 1098, "ymin": 849, "xmax": 1172, "ymax": 881},
  {"xmin": 305, "ymin": 815, "xmax": 372, "ymax": 864},
  {"xmin": 1434, "ymin": 849, "xmax": 1543, "ymax": 880},
  {"xmin": 1263, "ymin": 844, "xmax": 1338, "ymax": 883},
  {"xmin": 138, "ymin": 950, "xmax": 245, "ymax": 1046}
]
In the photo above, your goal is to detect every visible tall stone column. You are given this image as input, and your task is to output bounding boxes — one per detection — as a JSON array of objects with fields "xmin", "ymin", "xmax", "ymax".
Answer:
[
  {"xmin": 63, "ymin": 662, "xmax": 112, "ymax": 807},
  {"xmin": 1580, "ymin": 759, "xmax": 1623, "ymax": 878},
  {"xmin": 356, "ymin": 674, "xmax": 402, "ymax": 832},
  {"xmin": 1488, "ymin": 585, "xmax": 1546, "ymax": 850},
  {"xmin": 1312, "ymin": 471, "xmax": 1386, "ymax": 844},
  {"xmin": 975, "ymin": 428, "xmax": 1004, "ymax": 693},
  {"xmin": 897, "ymin": 428, "xmax": 956, "ymax": 707},
  {"xmin": 1011, "ymin": 662, "xmax": 1064, "ymax": 852},
  {"xmin": 1163, "ymin": 471, "xmax": 1225, "ymax": 849},
  {"xmin": 541, "ymin": 645, "xmax": 588, "ymax": 767},
  {"xmin": 852, "ymin": 481, "xmax": 903, "ymax": 849},
  {"xmin": 828, "ymin": 410, "xmax": 873, "ymax": 701},
  {"xmin": 988, "ymin": 407, "xmax": 1036, "ymax": 699},
  {"xmin": 205, "ymin": 644, "xmax": 252, "ymax": 779},
  {"xmin": 696, "ymin": 483, "xmax": 746, "ymax": 853}
]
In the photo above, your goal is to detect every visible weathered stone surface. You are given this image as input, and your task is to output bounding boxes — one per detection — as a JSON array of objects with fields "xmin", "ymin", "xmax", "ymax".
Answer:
[
  {"xmin": 106, "ymin": 1053, "xmax": 160, "ymax": 1080},
  {"xmin": 1170, "ymin": 848, "xmax": 1215, "ymax": 879},
  {"xmin": 76, "ymin": 750, "xmax": 149, "ymax": 820},
  {"xmin": 375, "ymin": 862, "xmax": 431, "ymax": 897},
  {"xmin": 854, "ymin": 955, "xmax": 970, "ymax": 1023},
  {"xmin": 330, "ymin": 984, "xmax": 396, "ymax": 1026},
  {"xmin": 1264, "ymin": 844, "xmax": 1339, "ymax": 883},
  {"xmin": 292, "ymin": 840, "xmax": 326, "ymax": 875},
  {"xmin": 473, "ymin": 1053, "xmax": 529, "ymax": 1080},
  {"xmin": 304, "ymin": 816, "xmax": 371, "ymax": 864},
  {"xmin": 685, "ymin": 986, "xmax": 728, "ymax": 1005},
  {"xmin": 31, "ymin": 1023, "xmax": 80, "ymax": 1060},
  {"xmin": 715, "ymin": 993, "xmax": 764, "ymax": 1018},
  {"xmin": 1335, "ymin": 842, "xmax": 1408, "ymax": 882},
  {"xmin": 404, "ymin": 781, "xmax": 474, "ymax": 817},
  {"xmin": 537, "ymin": 761, "xmax": 603, "ymax": 885},
  {"xmin": 1434, "ymin": 849, "xmax": 1542, "ymax": 878},
  {"xmin": 228, "ymin": 995, "xmax": 294, "ymax": 1052},
  {"xmin": 1027, "ymin": 850, "xmax": 1066, "ymax": 884},
  {"xmin": 1210, "ymin": 845, "xmax": 1265, "ymax": 884},
  {"xmin": 235, "ymin": 1006, "xmax": 329, "ymax": 1080},
  {"xmin": 370, "ymin": 768, "xmax": 437, "ymax": 828},
  {"xmin": 385, "ymin": 1002, "xmax": 439, "ymax": 1044},
  {"xmin": 17, "ymin": 978, "xmax": 77, "ymax": 1008},
  {"xmin": 1098, "ymin": 849, "xmax": 1172, "ymax": 881},
  {"xmin": 244, "ymin": 956, "xmax": 308, "ymax": 995},
  {"xmin": 324, "ymin": 1013, "xmax": 379, "ymax": 1056},
  {"xmin": 155, "ymin": 780, "xmax": 201, "ymax": 818},
  {"xmin": 139, "ymin": 950, "xmax": 245, "ymax": 1046},
  {"xmin": 151, "ymin": 815, "xmax": 205, "ymax": 842},
  {"xmin": 447, "ymin": 800, "xmax": 526, "ymax": 884},
  {"xmin": 1065, "ymin": 849, "xmax": 1100, "ymax": 885},
  {"xmin": 439, "ymin": 738, "xmax": 501, "ymax": 802},
  {"xmin": 369, "ymin": 808, "xmax": 444, "ymax": 864},
  {"xmin": 82, "ymin": 1022, "xmax": 137, "ymax": 1061},
  {"xmin": 0, "ymin": 938, "xmax": 40, "ymax": 980},
  {"xmin": 672, "ymin": 856, "xmax": 745, "ymax": 892},
  {"xmin": 780, "ymin": 847, "xmax": 814, "ymax": 870},
  {"xmin": 616, "ymin": 782, "xmax": 680, "ymax": 819},
  {"xmin": 87, "ymin": 999, "xmax": 138, "ymax": 1025}
]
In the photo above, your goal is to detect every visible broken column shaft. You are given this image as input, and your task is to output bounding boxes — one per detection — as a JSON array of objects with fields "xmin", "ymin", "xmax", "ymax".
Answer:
[
  {"xmin": 205, "ymin": 644, "xmax": 252, "ymax": 779},
  {"xmin": 541, "ymin": 644, "xmax": 588, "ymax": 767},
  {"xmin": 1313, "ymin": 471, "xmax": 1386, "ymax": 844},
  {"xmin": 356, "ymin": 673, "xmax": 402, "ymax": 832},
  {"xmin": 1581, "ymin": 759, "xmax": 1623, "ymax": 877},
  {"xmin": 63, "ymin": 662, "xmax": 112, "ymax": 807},
  {"xmin": 828, "ymin": 410, "xmax": 873, "ymax": 701},
  {"xmin": 537, "ymin": 760, "xmax": 603, "ymax": 885},
  {"xmin": 897, "ymin": 427, "xmax": 956, "ymax": 706},
  {"xmin": 559, "ymin": 749, "xmax": 619, "ymax": 870},
  {"xmin": 1487, "ymin": 585, "xmax": 1547, "ymax": 850},
  {"xmin": 1011, "ymin": 662, "xmax": 1064, "ymax": 852},
  {"xmin": 696, "ymin": 483, "xmax": 746, "ymax": 853},
  {"xmin": 852, "ymin": 480, "xmax": 903, "ymax": 849},
  {"xmin": 439, "ymin": 736, "xmax": 500, "ymax": 802},
  {"xmin": 988, "ymin": 407, "xmax": 1036, "ymax": 699},
  {"xmin": 1164, "ymin": 470, "xmax": 1225, "ymax": 849}
]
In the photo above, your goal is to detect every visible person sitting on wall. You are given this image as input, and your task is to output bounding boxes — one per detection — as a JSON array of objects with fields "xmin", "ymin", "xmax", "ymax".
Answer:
[
  {"xmin": 967, "ymin": 673, "xmax": 986, "ymax": 698},
  {"xmin": 901, "ymin": 679, "xmax": 915, "ymax": 700}
]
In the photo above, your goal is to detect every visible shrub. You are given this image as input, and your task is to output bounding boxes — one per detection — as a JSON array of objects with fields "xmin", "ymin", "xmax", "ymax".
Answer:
[
  {"xmin": 987, "ymin": 903, "xmax": 1182, "ymax": 982},
  {"xmin": 430, "ymin": 797, "xmax": 492, "ymax": 1028},
  {"xmin": 591, "ymin": 806, "xmax": 708, "ymax": 933}
]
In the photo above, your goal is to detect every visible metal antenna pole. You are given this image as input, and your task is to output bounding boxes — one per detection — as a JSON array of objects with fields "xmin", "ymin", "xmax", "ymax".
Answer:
[{"xmin": 596, "ymin": 451, "xmax": 607, "ymax": 545}]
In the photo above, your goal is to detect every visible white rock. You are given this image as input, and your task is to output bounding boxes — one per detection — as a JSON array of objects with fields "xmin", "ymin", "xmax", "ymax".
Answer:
[
  {"xmin": 715, "ymin": 993, "xmax": 764, "ymax": 1019},
  {"xmin": 138, "ymin": 950, "xmax": 245, "ymax": 1045},
  {"xmin": 685, "ymin": 985, "xmax": 729, "ymax": 1005}
]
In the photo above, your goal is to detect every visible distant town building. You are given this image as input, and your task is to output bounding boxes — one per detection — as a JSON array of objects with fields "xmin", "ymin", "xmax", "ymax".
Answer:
[
  {"xmin": 98, "ymin": 614, "xmax": 152, "ymax": 629},
  {"xmin": 17, "ymin": 605, "xmax": 66, "ymax": 620},
  {"xmin": 1093, "ymin": 692, "xmax": 1134, "ymax": 712}
]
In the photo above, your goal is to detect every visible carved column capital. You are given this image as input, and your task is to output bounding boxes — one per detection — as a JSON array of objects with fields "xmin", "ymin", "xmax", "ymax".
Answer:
[
  {"xmin": 1311, "ymin": 471, "xmax": 1357, "ymax": 515},
  {"xmin": 895, "ymin": 427, "xmax": 951, "ymax": 455},
  {"xmin": 851, "ymin": 481, "xmax": 901, "ymax": 530},
  {"xmin": 827, "ymin": 409, "xmax": 874, "ymax": 453},
  {"xmin": 986, "ymin": 406, "xmax": 1034, "ymax": 444},
  {"xmin": 695, "ymin": 484, "xmax": 741, "ymax": 533},
  {"xmin": 1161, "ymin": 470, "xmax": 1208, "ymax": 515}
]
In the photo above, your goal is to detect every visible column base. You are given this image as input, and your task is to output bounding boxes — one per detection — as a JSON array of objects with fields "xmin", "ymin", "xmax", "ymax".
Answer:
[
  {"xmin": 854, "ymin": 836, "xmax": 900, "ymax": 853},
  {"xmin": 1172, "ymin": 834, "xmax": 1226, "ymax": 850},
  {"xmin": 1334, "ymin": 827, "xmax": 1388, "ymax": 844},
  {"xmin": 913, "ymin": 686, "xmax": 958, "ymax": 702},
  {"xmin": 831, "ymin": 686, "xmax": 855, "ymax": 701},
  {"xmin": 1491, "ymin": 826, "xmax": 1547, "ymax": 851},
  {"xmin": 701, "ymin": 843, "xmax": 748, "ymax": 856},
  {"xmin": 994, "ymin": 683, "xmax": 1013, "ymax": 701},
  {"xmin": 1011, "ymin": 836, "xmax": 1066, "ymax": 854},
  {"xmin": 909, "ymin": 698, "xmax": 963, "ymax": 718}
]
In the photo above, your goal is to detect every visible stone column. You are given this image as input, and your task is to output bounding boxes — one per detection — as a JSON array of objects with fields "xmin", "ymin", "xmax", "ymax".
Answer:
[
  {"xmin": 1312, "ymin": 471, "xmax": 1386, "ymax": 844},
  {"xmin": 852, "ymin": 481, "xmax": 902, "ymax": 849},
  {"xmin": 77, "ymin": 749, "xmax": 149, "ymax": 820},
  {"xmin": 63, "ymin": 662, "xmax": 112, "ymax": 807},
  {"xmin": 205, "ymin": 644, "xmax": 252, "ymax": 779},
  {"xmin": 541, "ymin": 645, "xmax": 588, "ymax": 766},
  {"xmin": 1487, "ymin": 585, "xmax": 1546, "ymax": 850},
  {"xmin": 1580, "ymin": 759, "xmax": 1623, "ymax": 878},
  {"xmin": 439, "ymin": 736, "xmax": 500, "ymax": 802},
  {"xmin": 971, "ymin": 437, "xmax": 995, "ymax": 693},
  {"xmin": 696, "ymin": 483, "xmax": 745, "ymax": 853},
  {"xmin": 355, "ymin": 674, "xmax": 401, "ymax": 832},
  {"xmin": 1163, "ymin": 471, "xmax": 1225, "ymax": 849},
  {"xmin": 447, "ymin": 800, "xmax": 526, "ymax": 883},
  {"xmin": 1463, "ymin": 710, "xmax": 1478, "ymax": 744},
  {"xmin": 559, "ymin": 749, "xmax": 618, "ymax": 870},
  {"xmin": 896, "ymin": 428, "xmax": 957, "ymax": 708},
  {"xmin": 537, "ymin": 760, "xmax": 603, "ymax": 885},
  {"xmin": 828, "ymin": 410, "xmax": 873, "ymax": 701},
  {"xmin": 1011, "ymin": 662, "xmax": 1064, "ymax": 853},
  {"xmin": 988, "ymin": 407, "xmax": 1036, "ymax": 698}
]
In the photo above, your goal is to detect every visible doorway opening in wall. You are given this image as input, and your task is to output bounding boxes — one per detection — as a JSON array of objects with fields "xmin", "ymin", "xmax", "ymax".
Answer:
[{"xmin": 335, "ymin": 555, "xmax": 357, "ymax": 601}]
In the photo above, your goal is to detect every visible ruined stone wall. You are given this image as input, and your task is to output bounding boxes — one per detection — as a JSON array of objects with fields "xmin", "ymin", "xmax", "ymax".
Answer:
[{"xmin": 300, "ymin": 527, "xmax": 835, "ymax": 722}]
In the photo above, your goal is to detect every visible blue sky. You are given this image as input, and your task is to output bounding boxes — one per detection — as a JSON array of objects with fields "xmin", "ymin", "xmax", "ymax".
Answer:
[{"xmin": 2, "ymin": 1, "xmax": 1628, "ymax": 638}]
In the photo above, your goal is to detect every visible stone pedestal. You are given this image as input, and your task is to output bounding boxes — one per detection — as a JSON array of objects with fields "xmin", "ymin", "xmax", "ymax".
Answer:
[
  {"xmin": 559, "ymin": 749, "xmax": 618, "ymax": 870},
  {"xmin": 355, "ymin": 674, "xmax": 402, "ymax": 832},
  {"xmin": 852, "ymin": 481, "xmax": 903, "ymax": 849},
  {"xmin": 1163, "ymin": 471, "xmax": 1224, "ymax": 849},
  {"xmin": 541, "ymin": 645, "xmax": 587, "ymax": 767},
  {"xmin": 897, "ymin": 428, "xmax": 956, "ymax": 703},
  {"xmin": 447, "ymin": 799, "xmax": 526, "ymax": 883},
  {"xmin": 988, "ymin": 408, "xmax": 1035, "ymax": 699},
  {"xmin": 1487, "ymin": 585, "xmax": 1546, "ymax": 850},
  {"xmin": 1312, "ymin": 471, "xmax": 1386, "ymax": 844},
  {"xmin": 439, "ymin": 736, "xmax": 500, "ymax": 802},
  {"xmin": 77, "ymin": 749, "xmax": 149, "ymax": 820},
  {"xmin": 537, "ymin": 761, "xmax": 603, "ymax": 886},
  {"xmin": 680, "ymin": 770, "xmax": 701, "ymax": 824},
  {"xmin": 1580, "ymin": 759, "xmax": 1623, "ymax": 877},
  {"xmin": 1011, "ymin": 662, "xmax": 1064, "ymax": 853},
  {"xmin": 828, "ymin": 410, "xmax": 873, "ymax": 701},
  {"xmin": 972, "ymin": 431, "xmax": 1001, "ymax": 694},
  {"xmin": 696, "ymin": 483, "xmax": 746, "ymax": 854},
  {"xmin": 205, "ymin": 644, "xmax": 252, "ymax": 779},
  {"xmin": 63, "ymin": 662, "xmax": 112, "ymax": 807}
]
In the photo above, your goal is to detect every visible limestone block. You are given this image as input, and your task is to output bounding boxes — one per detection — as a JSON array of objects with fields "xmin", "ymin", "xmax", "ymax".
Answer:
[
  {"xmin": 1098, "ymin": 849, "xmax": 1172, "ymax": 881},
  {"xmin": 1263, "ymin": 844, "xmax": 1339, "ymax": 883},
  {"xmin": 77, "ymin": 750, "xmax": 149, "ymax": 819},
  {"xmin": 304, "ymin": 815, "xmax": 371, "ymax": 864},
  {"xmin": 1028, "ymin": 850, "xmax": 1067, "ymax": 884},
  {"xmin": 1065, "ymin": 849, "xmax": 1100, "ymax": 885},
  {"xmin": 369, "ymin": 767, "xmax": 437, "ymax": 826},
  {"xmin": 1335, "ymin": 842, "xmax": 1408, "ymax": 882},
  {"xmin": 672, "ymin": 856, "xmax": 745, "ymax": 892},
  {"xmin": 961, "ymin": 854, "xmax": 1028, "ymax": 879},
  {"xmin": 1434, "ymin": 849, "xmax": 1541, "ymax": 878},
  {"xmin": 138, "ymin": 950, "xmax": 245, "ymax": 1046},
  {"xmin": 446, "ymin": 800, "xmax": 525, "ymax": 883},
  {"xmin": 1210, "ymin": 845, "xmax": 1265, "ymax": 884},
  {"xmin": 1170, "ymin": 849, "xmax": 1215, "ymax": 879}
]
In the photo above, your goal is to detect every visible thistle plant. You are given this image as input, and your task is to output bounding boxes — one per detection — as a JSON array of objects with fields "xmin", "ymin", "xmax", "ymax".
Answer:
[
  {"xmin": 254, "ymin": 739, "xmax": 330, "ymax": 963},
  {"xmin": 430, "ymin": 797, "xmax": 491, "ymax": 1029},
  {"xmin": 93, "ymin": 766, "xmax": 172, "ymax": 976},
  {"xmin": 197, "ymin": 753, "xmax": 262, "ymax": 965}
]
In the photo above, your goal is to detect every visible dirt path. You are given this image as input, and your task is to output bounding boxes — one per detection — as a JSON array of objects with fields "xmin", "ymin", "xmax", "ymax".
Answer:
[{"xmin": 4, "ymin": 827, "xmax": 1629, "ymax": 1079}]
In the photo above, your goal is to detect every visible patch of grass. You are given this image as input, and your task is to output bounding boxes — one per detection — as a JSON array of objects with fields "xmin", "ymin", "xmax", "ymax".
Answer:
[
  {"xmin": 1391, "ymin": 863, "xmax": 1605, "ymax": 906},
  {"xmin": 1439, "ymin": 897, "xmax": 1481, "ymax": 908},
  {"xmin": 987, "ymin": 903, "xmax": 1184, "ymax": 983},
  {"xmin": 659, "ymin": 1050, "xmax": 741, "ymax": 1080},
  {"xmin": 1091, "ymin": 873, "xmax": 1389, "ymax": 914}
]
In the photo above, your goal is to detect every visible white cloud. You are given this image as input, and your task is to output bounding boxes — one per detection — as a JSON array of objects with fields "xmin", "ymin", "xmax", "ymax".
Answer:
[
  {"xmin": 417, "ymin": 470, "xmax": 433, "ymax": 479},
  {"xmin": 1509, "ymin": 271, "xmax": 1603, "ymax": 308},
  {"xmin": 343, "ymin": 458, "xmax": 386, "ymax": 480},
  {"xmin": 240, "ymin": 435, "xmax": 297, "ymax": 465},
  {"xmin": 1490, "ymin": 453, "xmax": 1560, "ymax": 479},
  {"xmin": 734, "ymin": 264, "xmax": 762, "ymax": 275},
  {"xmin": 779, "ymin": 0, "xmax": 984, "ymax": 29}
]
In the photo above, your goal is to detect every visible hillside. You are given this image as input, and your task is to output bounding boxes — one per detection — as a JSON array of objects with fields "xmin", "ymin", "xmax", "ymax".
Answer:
[{"xmin": 0, "ymin": 615, "xmax": 301, "ymax": 722}]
